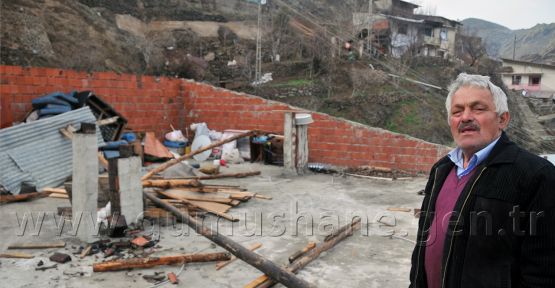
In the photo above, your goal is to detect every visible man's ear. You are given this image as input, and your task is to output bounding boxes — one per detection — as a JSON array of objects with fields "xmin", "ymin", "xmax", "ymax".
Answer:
[{"xmin": 499, "ymin": 112, "xmax": 510, "ymax": 129}]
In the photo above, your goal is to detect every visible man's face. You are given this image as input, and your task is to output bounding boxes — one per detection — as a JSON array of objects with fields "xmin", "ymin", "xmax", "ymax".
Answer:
[{"xmin": 449, "ymin": 86, "xmax": 510, "ymax": 156}]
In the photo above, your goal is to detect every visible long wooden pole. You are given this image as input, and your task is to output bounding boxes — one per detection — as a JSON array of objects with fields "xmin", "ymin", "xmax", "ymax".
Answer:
[
  {"xmin": 142, "ymin": 130, "xmax": 256, "ymax": 180},
  {"xmin": 245, "ymin": 218, "xmax": 361, "ymax": 288},
  {"xmin": 93, "ymin": 252, "xmax": 230, "ymax": 272},
  {"xmin": 143, "ymin": 192, "xmax": 314, "ymax": 288},
  {"xmin": 170, "ymin": 171, "xmax": 262, "ymax": 180}
]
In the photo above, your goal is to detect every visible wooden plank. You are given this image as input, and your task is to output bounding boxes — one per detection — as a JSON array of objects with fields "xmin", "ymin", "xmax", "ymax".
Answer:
[
  {"xmin": 48, "ymin": 193, "xmax": 69, "ymax": 199},
  {"xmin": 8, "ymin": 241, "xmax": 66, "ymax": 249},
  {"xmin": 157, "ymin": 191, "xmax": 235, "ymax": 221},
  {"xmin": 387, "ymin": 207, "xmax": 412, "ymax": 212},
  {"xmin": 163, "ymin": 189, "xmax": 233, "ymax": 204},
  {"xmin": 41, "ymin": 188, "xmax": 67, "ymax": 194},
  {"xmin": 0, "ymin": 252, "xmax": 35, "ymax": 259},
  {"xmin": 216, "ymin": 242, "xmax": 262, "ymax": 270},
  {"xmin": 93, "ymin": 252, "xmax": 231, "ymax": 272}
]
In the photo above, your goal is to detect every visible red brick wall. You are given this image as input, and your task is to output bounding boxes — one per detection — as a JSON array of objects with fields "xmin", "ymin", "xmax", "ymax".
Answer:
[
  {"xmin": 183, "ymin": 80, "xmax": 451, "ymax": 173},
  {"xmin": 1, "ymin": 65, "xmax": 450, "ymax": 173},
  {"xmin": 0, "ymin": 66, "xmax": 185, "ymax": 134}
]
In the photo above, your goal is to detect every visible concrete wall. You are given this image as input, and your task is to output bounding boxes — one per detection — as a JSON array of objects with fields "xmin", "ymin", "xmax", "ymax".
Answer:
[{"xmin": 1, "ymin": 65, "xmax": 450, "ymax": 173}]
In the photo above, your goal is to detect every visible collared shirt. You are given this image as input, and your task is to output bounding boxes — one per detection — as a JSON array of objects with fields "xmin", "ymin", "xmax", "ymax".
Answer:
[{"xmin": 447, "ymin": 136, "xmax": 501, "ymax": 178}]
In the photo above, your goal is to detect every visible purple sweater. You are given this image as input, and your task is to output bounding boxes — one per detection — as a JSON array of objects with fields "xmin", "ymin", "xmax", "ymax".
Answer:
[{"xmin": 425, "ymin": 167, "xmax": 475, "ymax": 288}]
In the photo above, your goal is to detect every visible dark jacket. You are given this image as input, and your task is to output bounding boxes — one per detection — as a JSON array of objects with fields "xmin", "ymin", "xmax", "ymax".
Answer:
[{"xmin": 409, "ymin": 132, "xmax": 555, "ymax": 288}]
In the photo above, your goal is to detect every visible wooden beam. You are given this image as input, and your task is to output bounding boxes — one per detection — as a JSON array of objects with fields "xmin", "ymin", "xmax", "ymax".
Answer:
[
  {"xmin": 0, "ymin": 191, "xmax": 52, "ymax": 204},
  {"xmin": 174, "ymin": 171, "xmax": 262, "ymax": 180},
  {"xmin": 93, "ymin": 252, "xmax": 231, "ymax": 272},
  {"xmin": 143, "ymin": 192, "xmax": 315, "ymax": 288},
  {"xmin": 142, "ymin": 130, "xmax": 256, "ymax": 180},
  {"xmin": 0, "ymin": 252, "xmax": 34, "ymax": 259},
  {"xmin": 8, "ymin": 241, "xmax": 66, "ymax": 249}
]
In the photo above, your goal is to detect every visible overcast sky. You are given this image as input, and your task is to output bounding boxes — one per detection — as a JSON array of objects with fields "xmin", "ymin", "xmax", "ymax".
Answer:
[{"xmin": 410, "ymin": 0, "xmax": 555, "ymax": 30}]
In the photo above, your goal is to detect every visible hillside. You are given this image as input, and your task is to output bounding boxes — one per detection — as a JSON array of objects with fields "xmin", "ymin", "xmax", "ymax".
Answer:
[
  {"xmin": 1, "ymin": 1, "xmax": 552, "ymax": 152},
  {"xmin": 462, "ymin": 18, "xmax": 555, "ymax": 64}
]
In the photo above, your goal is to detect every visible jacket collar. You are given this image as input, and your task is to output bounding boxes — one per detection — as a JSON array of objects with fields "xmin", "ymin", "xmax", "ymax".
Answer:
[
  {"xmin": 483, "ymin": 131, "xmax": 519, "ymax": 166},
  {"xmin": 435, "ymin": 131, "xmax": 518, "ymax": 170}
]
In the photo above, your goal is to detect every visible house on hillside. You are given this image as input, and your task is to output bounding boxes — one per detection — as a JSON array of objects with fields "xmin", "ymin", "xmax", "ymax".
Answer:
[
  {"xmin": 500, "ymin": 58, "xmax": 555, "ymax": 98},
  {"xmin": 353, "ymin": 0, "xmax": 461, "ymax": 59}
]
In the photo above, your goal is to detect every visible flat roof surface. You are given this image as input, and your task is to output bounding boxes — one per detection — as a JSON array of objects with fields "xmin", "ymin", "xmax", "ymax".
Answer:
[{"xmin": 0, "ymin": 163, "xmax": 427, "ymax": 287}]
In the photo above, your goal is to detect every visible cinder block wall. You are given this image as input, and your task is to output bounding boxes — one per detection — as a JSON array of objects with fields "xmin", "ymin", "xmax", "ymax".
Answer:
[{"xmin": 1, "ymin": 65, "xmax": 450, "ymax": 173}]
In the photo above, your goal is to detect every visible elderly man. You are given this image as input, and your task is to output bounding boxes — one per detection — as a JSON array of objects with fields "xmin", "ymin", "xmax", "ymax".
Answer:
[{"xmin": 409, "ymin": 73, "xmax": 555, "ymax": 288}]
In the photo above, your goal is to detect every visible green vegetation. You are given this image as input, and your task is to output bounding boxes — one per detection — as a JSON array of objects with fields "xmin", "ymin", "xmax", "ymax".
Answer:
[
  {"xmin": 268, "ymin": 79, "xmax": 313, "ymax": 88},
  {"xmin": 385, "ymin": 98, "xmax": 421, "ymax": 132}
]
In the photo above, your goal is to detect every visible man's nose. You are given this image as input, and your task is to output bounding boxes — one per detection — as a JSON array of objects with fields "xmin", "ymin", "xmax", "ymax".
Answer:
[{"xmin": 461, "ymin": 108, "xmax": 473, "ymax": 122}]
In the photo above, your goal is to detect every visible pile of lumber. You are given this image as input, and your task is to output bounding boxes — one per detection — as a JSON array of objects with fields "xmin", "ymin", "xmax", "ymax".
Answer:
[{"xmin": 145, "ymin": 183, "xmax": 271, "ymax": 222}]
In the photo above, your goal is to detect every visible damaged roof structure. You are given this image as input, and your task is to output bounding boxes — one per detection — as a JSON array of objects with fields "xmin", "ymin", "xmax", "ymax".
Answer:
[
  {"xmin": 0, "ymin": 107, "xmax": 104, "ymax": 195},
  {"xmin": 0, "ymin": 65, "xmax": 451, "ymax": 287}
]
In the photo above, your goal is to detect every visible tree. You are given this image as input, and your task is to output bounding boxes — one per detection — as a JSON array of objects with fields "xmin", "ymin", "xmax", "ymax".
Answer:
[{"xmin": 457, "ymin": 33, "xmax": 486, "ymax": 67}]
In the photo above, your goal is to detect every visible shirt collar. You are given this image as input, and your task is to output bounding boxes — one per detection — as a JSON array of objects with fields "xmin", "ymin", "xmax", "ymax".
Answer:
[{"xmin": 447, "ymin": 136, "xmax": 501, "ymax": 176}]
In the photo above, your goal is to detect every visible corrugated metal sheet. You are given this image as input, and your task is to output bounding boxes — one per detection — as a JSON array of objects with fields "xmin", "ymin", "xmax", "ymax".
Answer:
[{"xmin": 0, "ymin": 107, "xmax": 105, "ymax": 194}]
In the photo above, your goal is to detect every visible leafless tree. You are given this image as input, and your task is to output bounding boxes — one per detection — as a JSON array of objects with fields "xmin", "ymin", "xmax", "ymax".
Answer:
[{"xmin": 457, "ymin": 32, "xmax": 486, "ymax": 67}]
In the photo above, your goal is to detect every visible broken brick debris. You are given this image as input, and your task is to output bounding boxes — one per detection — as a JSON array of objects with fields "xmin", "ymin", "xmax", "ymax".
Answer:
[
  {"xmin": 167, "ymin": 272, "xmax": 178, "ymax": 284},
  {"xmin": 49, "ymin": 252, "xmax": 71, "ymax": 264}
]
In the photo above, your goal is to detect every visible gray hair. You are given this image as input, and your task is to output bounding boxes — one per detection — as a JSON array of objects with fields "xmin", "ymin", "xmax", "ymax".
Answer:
[{"xmin": 445, "ymin": 73, "xmax": 509, "ymax": 122}]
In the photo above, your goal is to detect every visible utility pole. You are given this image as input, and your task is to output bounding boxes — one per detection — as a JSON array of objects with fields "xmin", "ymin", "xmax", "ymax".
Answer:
[
  {"xmin": 513, "ymin": 34, "xmax": 516, "ymax": 60},
  {"xmin": 255, "ymin": 0, "xmax": 266, "ymax": 84}
]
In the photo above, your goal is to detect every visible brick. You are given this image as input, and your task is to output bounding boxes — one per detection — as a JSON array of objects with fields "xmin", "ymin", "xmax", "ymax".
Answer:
[{"xmin": 49, "ymin": 252, "xmax": 71, "ymax": 264}]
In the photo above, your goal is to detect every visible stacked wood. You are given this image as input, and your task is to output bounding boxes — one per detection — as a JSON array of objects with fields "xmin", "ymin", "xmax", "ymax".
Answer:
[{"xmin": 146, "ymin": 181, "xmax": 271, "ymax": 222}]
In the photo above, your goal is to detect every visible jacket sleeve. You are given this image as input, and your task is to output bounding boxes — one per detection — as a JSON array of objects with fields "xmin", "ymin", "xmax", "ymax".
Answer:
[
  {"xmin": 409, "ymin": 166, "xmax": 437, "ymax": 288},
  {"xmin": 520, "ymin": 163, "xmax": 555, "ymax": 287}
]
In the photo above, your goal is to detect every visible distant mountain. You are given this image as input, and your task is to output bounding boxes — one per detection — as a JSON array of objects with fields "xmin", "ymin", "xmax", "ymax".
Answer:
[{"xmin": 461, "ymin": 18, "xmax": 555, "ymax": 65}]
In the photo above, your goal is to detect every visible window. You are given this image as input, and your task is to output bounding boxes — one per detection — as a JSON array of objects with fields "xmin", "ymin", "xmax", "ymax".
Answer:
[
  {"xmin": 440, "ymin": 29, "xmax": 447, "ymax": 41},
  {"xmin": 512, "ymin": 75, "xmax": 521, "ymax": 85},
  {"xmin": 398, "ymin": 23, "xmax": 408, "ymax": 35},
  {"xmin": 529, "ymin": 75, "xmax": 541, "ymax": 85},
  {"xmin": 424, "ymin": 27, "xmax": 433, "ymax": 37}
]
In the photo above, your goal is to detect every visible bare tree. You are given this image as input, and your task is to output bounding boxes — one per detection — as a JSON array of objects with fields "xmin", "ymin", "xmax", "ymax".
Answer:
[{"xmin": 457, "ymin": 32, "xmax": 486, "ymax": 66}]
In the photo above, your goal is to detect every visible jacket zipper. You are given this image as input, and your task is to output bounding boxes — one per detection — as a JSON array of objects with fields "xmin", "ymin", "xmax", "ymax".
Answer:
[
  {"xmin": 413, "ymin": 167, "xmax": 440, "ymax": 285},
  {"xmin": 441, "ymin": 166, "xmax": 488, "ymax": 288}
]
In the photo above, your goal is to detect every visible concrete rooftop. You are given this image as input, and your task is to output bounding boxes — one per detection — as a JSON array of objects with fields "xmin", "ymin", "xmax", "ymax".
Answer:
[{"xmin": 0, "ymin": 163, "xmax": 427, "ymax": 288}]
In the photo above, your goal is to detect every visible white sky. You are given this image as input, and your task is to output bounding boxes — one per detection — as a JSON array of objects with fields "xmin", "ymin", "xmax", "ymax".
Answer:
[{"xmin": 410, "ymin": 0, "xmax": 555, "ymax": 30}]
